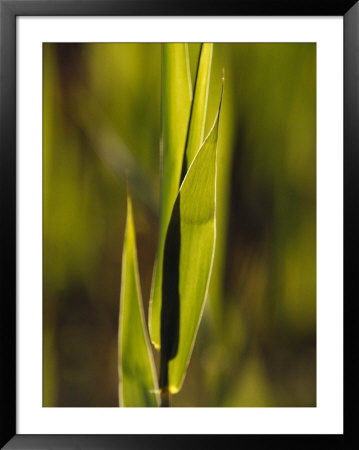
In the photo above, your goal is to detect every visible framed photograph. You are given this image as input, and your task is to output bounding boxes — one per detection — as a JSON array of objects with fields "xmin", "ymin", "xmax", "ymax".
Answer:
[{"xmin": 1, "ymin": 0, "xmax": 356, "ymax": 448}]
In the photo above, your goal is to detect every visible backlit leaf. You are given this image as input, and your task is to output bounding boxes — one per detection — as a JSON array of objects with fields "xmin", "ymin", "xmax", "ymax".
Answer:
[
  {"xmin": 149, "ymin": 44, "xmax": 192, "ymax": 349},
  {"xmin": 160, "ymin": 88, "xmax": 223, "ymax": 393},
  {"xmin": 183, "ymin": 43, "xmax": 213, "ymax": 172},
  {"xmin": 118, "ymin": 194, "xmax": 159, "ymax": 406},
  {"xmin": 149, "ymin": 43, "xmax": 213, "ymax": 351}
]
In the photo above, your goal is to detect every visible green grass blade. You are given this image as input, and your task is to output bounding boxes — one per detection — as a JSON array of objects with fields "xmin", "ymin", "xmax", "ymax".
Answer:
[
  {"xmin": 161, "ymin": 87, "xmax": 223, "ymax": 393},
  {"xmin": 118, "ymin": 194, "xmax": 159, "ymax": 407},
  {"xmin": 149, "ymin": 44, "xmax": 192, "ymax": 349},
  {"xmin": 183, "ymin": 43, "xmax": 213, "ymax": 172}
]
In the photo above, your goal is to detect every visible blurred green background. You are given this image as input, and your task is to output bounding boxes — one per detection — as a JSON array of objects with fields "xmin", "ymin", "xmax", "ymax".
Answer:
[{"xmin": 43, "ymin": 43, "xmax": 316, "ymax": 407}]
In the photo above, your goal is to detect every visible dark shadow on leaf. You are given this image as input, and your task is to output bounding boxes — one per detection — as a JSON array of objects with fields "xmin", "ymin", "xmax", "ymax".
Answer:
[{"xmin": 159, "ymin": 196, "xmax": 181, "ymax": 389}]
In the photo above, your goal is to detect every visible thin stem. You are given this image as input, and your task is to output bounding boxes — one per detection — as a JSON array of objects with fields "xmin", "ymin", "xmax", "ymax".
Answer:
[{"xmin": 160, "ymin": 388, "xmax": 171, "ymax": 407}]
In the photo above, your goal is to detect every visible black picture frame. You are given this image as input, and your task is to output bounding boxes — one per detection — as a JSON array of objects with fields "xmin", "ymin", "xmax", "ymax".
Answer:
[{"xmin": 1, "ymin": 1, "xmax": 357, "ymax": 448}]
